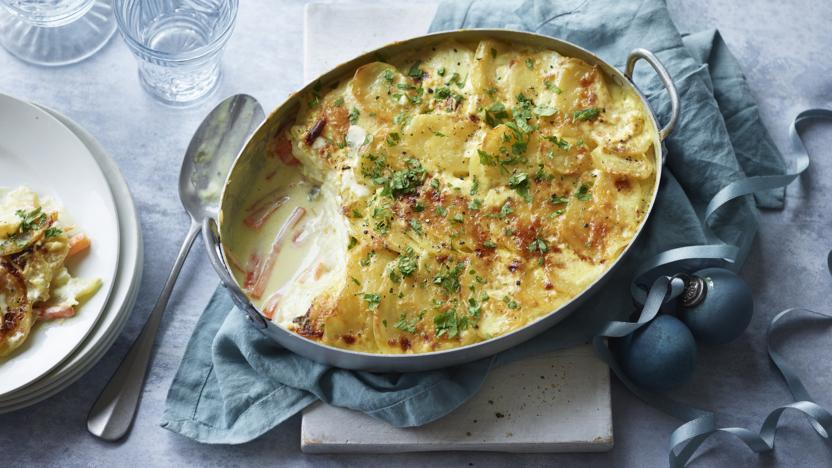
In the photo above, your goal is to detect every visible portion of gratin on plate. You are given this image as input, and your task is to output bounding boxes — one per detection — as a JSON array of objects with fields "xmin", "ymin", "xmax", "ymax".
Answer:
[
  {"xmin": 224, "ymin": 39, "xmax": 657, "ymax": 354},
  {"xmin": 0, "ymin": 187, "xmax": 102, "ymax": 358}
]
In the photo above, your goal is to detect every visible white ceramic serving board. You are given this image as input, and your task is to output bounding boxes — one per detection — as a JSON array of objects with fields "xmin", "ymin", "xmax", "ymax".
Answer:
[{"xmin": 300, "ymin": 1, "xmax": 612, "ymax": 453}]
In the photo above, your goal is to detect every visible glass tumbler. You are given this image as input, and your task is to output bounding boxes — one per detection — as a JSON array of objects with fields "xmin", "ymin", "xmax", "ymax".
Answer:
[
  {"xmin": 0, "ymin": 0, "xmax": 117, "ymax": 66},
  {"xmin": 114, "ymin": 0, "xmax": 238, "ymax": 105}
]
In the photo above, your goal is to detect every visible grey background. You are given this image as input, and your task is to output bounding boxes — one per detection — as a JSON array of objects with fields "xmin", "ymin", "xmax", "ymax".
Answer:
[{"xmin": 2, "ymin": 0, "xmax": 831, "ymax": 466}]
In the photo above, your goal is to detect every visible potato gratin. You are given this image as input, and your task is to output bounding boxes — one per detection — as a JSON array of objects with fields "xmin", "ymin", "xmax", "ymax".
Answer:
[
  {"xmin": 226, "ymin": 39, "xmax": 657, "ymax": 354},
  {"xmin": 0, "ymin": 187, "xmax": 101, "ymax": 358}
]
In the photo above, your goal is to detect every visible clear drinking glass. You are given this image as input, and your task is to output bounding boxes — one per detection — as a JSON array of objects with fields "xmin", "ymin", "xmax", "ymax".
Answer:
[
  {"xmin": 0, "ymin": 0, "xmax": 117, "ymax": 66},
  {"xmin": 114, "ymin": 0, "xmax": 238, "ymax": 105}
]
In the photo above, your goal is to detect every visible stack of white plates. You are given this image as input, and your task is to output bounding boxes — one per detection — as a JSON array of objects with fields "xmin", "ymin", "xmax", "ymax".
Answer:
[{"xmin": 0, "ymin": 94, "xmax": 143, "ymax": 413}]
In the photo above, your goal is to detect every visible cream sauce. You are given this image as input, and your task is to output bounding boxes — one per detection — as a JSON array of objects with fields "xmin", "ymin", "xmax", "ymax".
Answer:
[{"xmin": 227, "ymin": 165, "xmax": 347, "ymax": 327}]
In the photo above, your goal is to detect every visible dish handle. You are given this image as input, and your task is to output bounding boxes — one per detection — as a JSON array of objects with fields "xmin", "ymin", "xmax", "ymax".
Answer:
[
  {"xmin": 625, "ymin": 48, "xmax": 680, "ymax": 141},
  {"xmin": 202, "ymin": 217, "xmax": 269, "ymax": 330}
]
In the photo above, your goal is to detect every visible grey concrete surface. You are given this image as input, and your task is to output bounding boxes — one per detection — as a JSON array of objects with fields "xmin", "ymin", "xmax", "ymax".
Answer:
[{"xmin": 1, "ymin": 0, "xmax": 831, "ymax": 466}]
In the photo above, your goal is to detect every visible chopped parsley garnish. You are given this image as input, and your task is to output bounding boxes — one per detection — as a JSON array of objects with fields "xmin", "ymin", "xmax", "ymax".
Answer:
[
  {"xmin": 414, "ymin": 201, "xmax": 425, "ymax": 212},
  {"xmin": 372, "ymin": 205, "xmax": 393, "ymax": 233},
  {"xmin": 470, "ymin": 176, "xmax": 479, "ymax": 195},
  {"xmin": 451, "ymin": 213, "xmax": 464, "ymax": 223},
  {"xmin": 433, "ymin": 131, "xmax": 446, "ymax": 137},
  {"xmin": 359, "ymin": 250, "xmax": 376, "ymax": 267},
  {"xmin": 467, "ymin": 198, "xmax": 482, "ymax": 210},
  {"xmin": 534, "ymin": 164, "xmax": 551, "ymax": 182},
  {"xmin": 380, "ymin": 158, "xmax": 426, "ymax": 198},
  {"xmin": 550, "ymin": 194, "xmax": 569, "ymax": 205},
  {"xmin": 484, "ymin": 102, "xmax": 509, "ymax": 127},
  {"xmin": 544, "ymin": 135, "xmax": 570, "ymax": 150},
  {"xmin": 15, "ymin": 207, "xmax": 46, "ymax": 233},
  {"xmin": 382, "ymin": 69, "xmax": 394, "ymax": 83},
  {"xmin": 435, "ymin": 87, "xmax": 464, "ymax": 105},
  {"xmin": 434, "ymin": 205, "xmax": 448, "ymax": 217},
  {"xmin": 434, "ymin": 309, "xmax": 468, "ymax": 338},
  {"xmin": 363, "ymin": 293, "xmax": 381, "ymax": 310},
  {"xmin": 308, "ymin": 80, "xmax": 322, "ymax": 108},
  {"xmin": 544, "ymin": 80, "xmax": 562, "ymax": 94},
  {"xmin": 394, "ymin": 311, "xmax": 424, "ymax": 333},
  {"xmin": 44, "ymin": 226, "xmax": 62, "ymax": 238},
  {"xmin": 575, "ymin": 184, "xmax": 592, "ymax": 201},
  {"xmin": 437, "ymin": 67, "xmax": 446, "ymax": 77},
  {"xmin": 573, "ymin": 107, "xmax": 602, "ymax": 121},
  {"xmin": 397, "ymin": 247, "xmax": 419, "ymax": 277},
  {"xmin": 333, "ymin": 97, "xmax": 345, "ymax": 106},
  {"xmin": 393, "ymin": 111, "xmax": 410, "ymax": 127},
  {"xmin": 410, "ymin": 218, "xmax": 422, "ymax": 234},
  {"xmin": 490, "ymin": 47, "xmax": 497, "ymax": 59},
  {"xmin": 467, "ymin": 296, "xmax": 483, "ymax": 319},
  {"xmin": 507, "ymin": 171, "xmax": 532, "ymax": 202},
  {"xmin": 389, "ymin": 269, "xmax": 401, "ymax": 283},
  {"xmin": 433, "ymin": 262, "xmax": 465, "ymax": 295},
  {"xmin": 386, "ymin": 132, "xmax": 400, "ymax": 146},
  {"xmin": 347, "ymin": 236, "xmax": 358, "ymax": 249},
  {"xmin": 525, "ymin": 57, "xmax": 534, "ymax": 69},
  {"xmin": 447, "ymin": 72, "xmax": 465, "ymax": 88},
  {"xmin": 349, "ymin": 107, "xmax": 360, "ymax": 124},
  {"xmin": 408, "ymin": 61, "xmax": 425, "ymax": 79},
  {"xmin": 477, "ymin": 149, "xmax": 495, "ymax": 166},
  {"xmin": 503, "ymin": 296, "xmax": 520, "ymax": 309},
  {"xmin": 483, "ymin": 240, "xmax": 496, "ymax": 249},
  {"xmin": 499, "ymin": 201, "xmax": 514, "ymax": 219},
  {"xmin": 528, "ymin": 237, "xmax": 548, "ymax": 254},
  {"xmin": 430, "ymin": 178, "xmax": 440, "ymax": 190}
]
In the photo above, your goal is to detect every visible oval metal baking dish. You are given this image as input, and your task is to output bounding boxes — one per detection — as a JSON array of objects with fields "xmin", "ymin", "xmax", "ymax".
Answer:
[{"xmin": 203, "ymin": 29, "xmax": 680, "ymax": 372}]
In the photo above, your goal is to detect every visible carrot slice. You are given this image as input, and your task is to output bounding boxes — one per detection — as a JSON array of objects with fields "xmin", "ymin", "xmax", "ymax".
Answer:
[
  {"xmin": 244, "ymin": 191, "xmax": 290, "ymax": 230},
  {"xmin": 291, "ymin": 222, "xmax": 309, "ymax": 245},
  {"xmin": 268, "ymin": 134, "xmax": 300, "ymax": 166},
  {"xmin": 243, "ymin": 253, "xmax": 261, "ymax": 290},
  {"xmin": 67, "ymin": 233, "xmax": 90, "ymax": 257},
  {"xmin": 248, "ymin": 207, "xmax": 306, "ymax": 299},
  {"xmin": 37, "ymin": 305, "xmax": 76, "ymax": 320},
  {"xmin": 262, "ymin": 289, "xmax": 283, "ymax": 320}
]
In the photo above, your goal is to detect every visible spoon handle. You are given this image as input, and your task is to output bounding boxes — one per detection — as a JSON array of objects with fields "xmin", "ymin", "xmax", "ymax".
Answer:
[{"xmin": 87, "ymin": 220, "xmax": 201, "ymax": 441}]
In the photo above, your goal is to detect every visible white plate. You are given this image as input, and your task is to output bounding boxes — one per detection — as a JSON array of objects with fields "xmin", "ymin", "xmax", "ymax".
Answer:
[
  {"xmin": 0, "ymin": 94, "xmax": 120, "ymax": 396},
  {"xmin": 0, "ymin": 103, "xmax": 142, "ymax": 411}
]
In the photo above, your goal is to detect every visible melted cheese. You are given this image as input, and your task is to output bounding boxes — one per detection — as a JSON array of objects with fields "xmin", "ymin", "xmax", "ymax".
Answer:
[{"xmin": 226, "ymin": 39, "xmax": 657, "ymax": 354}]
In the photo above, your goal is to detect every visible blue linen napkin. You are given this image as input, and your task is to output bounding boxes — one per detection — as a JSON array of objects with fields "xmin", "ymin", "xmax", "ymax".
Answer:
[{"xmin": 161, "ymin": 0, "xmax": 786, "ymax": 443}]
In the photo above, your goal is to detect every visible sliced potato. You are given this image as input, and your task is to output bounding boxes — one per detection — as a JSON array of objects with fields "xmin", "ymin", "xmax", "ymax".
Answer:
[
  {"xmin": 0, "ymin": 211, "xmax": 55, "ymax": 257},
  {"xmin": 555, "ymin": 58, "xmax": 611, "ymax": 116},
  {"xmin": 401, "ymin": 113, "xmax": 478, "ymax": 176},
  {"xmin": 560, "ymin": 170, "xmax": 647, "ymax": 263},
  {"xmin": 11, "ymin": 232, "xmax": 70, "ymax": 304},
  {"xmin": 350, "ymin": 62, "xmax": 410, "ymax": 122},
  {"xmin": 0, "ymin": 261, "xmax": 33, "ymax": 357},
  {"xmin": 43, "ymin": 267, "xmax": 102, "ymax": 312}
]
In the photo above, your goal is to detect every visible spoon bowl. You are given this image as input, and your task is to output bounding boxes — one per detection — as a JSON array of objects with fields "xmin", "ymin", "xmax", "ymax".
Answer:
[{"xmin": 180, "ymin": 94, "xmax": 265, "ymax": 221}]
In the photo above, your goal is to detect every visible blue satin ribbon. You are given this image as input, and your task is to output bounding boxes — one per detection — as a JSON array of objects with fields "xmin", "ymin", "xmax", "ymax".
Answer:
[{"xmin": 594, "ymin": 109, "xmax": 832, "ymax": 466}]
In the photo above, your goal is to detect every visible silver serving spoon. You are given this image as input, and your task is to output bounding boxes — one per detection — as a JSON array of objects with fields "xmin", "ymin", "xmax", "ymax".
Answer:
[{"xmin": 86, "ymin": 94, "xmax": 265, "ymax": 441}]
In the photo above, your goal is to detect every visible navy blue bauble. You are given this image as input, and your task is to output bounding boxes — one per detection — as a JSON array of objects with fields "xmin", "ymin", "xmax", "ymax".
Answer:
[
  {"xmin": 617, "ymin": 315, "xmax": 697, "ymax": 392},
  {"xmin": 678, "ymin": 268, "xmax": 753, "ymax": 345}
]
